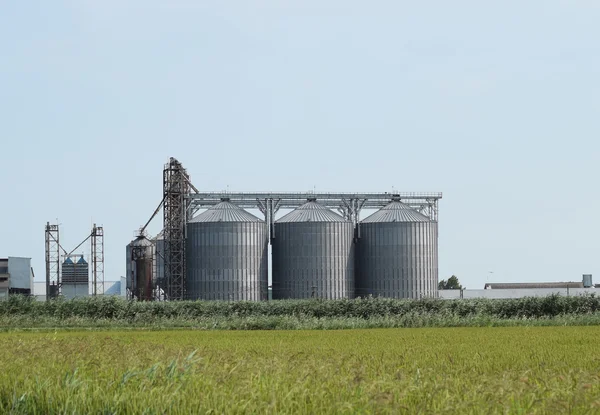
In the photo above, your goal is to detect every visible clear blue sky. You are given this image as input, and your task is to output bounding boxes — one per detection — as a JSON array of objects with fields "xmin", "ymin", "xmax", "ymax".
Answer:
[{"xmin": 1, "ymin": 1, "xmax": 599, "ymax": 290}]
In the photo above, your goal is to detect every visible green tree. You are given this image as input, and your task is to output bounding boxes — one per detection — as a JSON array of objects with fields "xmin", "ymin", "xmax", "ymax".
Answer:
[{"xmin": 438, "ymin": 275, "xmax": 462, "ymax": 290}]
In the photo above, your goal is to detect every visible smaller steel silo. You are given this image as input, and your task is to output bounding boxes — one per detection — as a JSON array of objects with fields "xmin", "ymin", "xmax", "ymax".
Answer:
[
  {"xmin": 357, "ymin": 199, "xmax": 438, "ymax": 299},
  {"xmin": 128, "ymin": 236, "xmax": 154, "ymax": 301},
  {"xmin": 272, "ymin": 199, "xmax": 355, "ymax": 300}
]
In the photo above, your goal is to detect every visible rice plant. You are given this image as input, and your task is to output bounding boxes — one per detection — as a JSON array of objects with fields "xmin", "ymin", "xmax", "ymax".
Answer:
[{"xmin": 0, "ymin": 327, "xmax": 598, "ymax": 413}]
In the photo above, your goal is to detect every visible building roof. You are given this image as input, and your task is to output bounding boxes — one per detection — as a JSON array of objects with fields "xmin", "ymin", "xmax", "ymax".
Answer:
[
  {"xmin": 484, "ymin": 282, "xmax": 584, "ymax": 289},
  {"xmin": 361, "ymin": 201, "xmax": 431, "ymax": 223},
  {"xmin": 189, "ymin": 201, "xmax": 263, "ymax": 223},
  {"xmin": 276, "ymin": 201, "xmax": 347, "ymax": 223}
]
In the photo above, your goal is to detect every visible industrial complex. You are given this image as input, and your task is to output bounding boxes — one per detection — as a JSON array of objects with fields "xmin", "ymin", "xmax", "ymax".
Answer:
[
  {"xmin": 124, "ymin": 157, "xmax": 442, "ymax": 301},
  {"xmin": 0, "ymin": 157, "xmax": 593, "ymax": 302}
]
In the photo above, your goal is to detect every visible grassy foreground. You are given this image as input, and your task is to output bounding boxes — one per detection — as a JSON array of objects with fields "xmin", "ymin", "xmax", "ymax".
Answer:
[{"xmin": 1, "ymin": 327, "xmax": 599, "ymax": 414}]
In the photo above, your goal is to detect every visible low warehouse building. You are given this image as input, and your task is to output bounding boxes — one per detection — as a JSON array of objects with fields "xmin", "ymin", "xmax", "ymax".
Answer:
[{"xmin": 0, "ymin": 257, "xmax": 34, "ymax": 299}]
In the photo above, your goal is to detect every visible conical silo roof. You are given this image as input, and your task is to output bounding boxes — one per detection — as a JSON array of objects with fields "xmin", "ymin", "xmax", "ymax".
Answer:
[
  {"xmin": 276, "ymin": 201, "xmax": 346, "ymax": 223},
  {"xmin": 153, "ymin": 230, "xmax": 164, "ymax": 241},
  {"xmin": 361, "ymin": 201, "xmax": 431, "ymax": 223},
  {"xmin": 131, "ymin": 235, "xmax": 153, "ymax": 247},
  {"xmin": 189, "ymin": 201, "xmax": 263, "ymax": 223}
]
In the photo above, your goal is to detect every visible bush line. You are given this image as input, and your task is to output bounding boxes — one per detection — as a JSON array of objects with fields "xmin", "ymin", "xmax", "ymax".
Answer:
[{"xmin": 0, "ymin": 293, "xmax": 599, "ymax": 322}]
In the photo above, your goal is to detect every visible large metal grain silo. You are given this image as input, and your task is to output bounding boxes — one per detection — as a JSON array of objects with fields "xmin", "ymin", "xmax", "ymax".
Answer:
[
  {"xmin": 186, "ymin": 200, "xmax": 268, "ymax": 301},
  {"xmin": 357, "ymin": 199, "xmax": 438, "ymax": 299},
  {"xmin": 272, "ymin": 199, "xmax": 355, "ymax": 299}
]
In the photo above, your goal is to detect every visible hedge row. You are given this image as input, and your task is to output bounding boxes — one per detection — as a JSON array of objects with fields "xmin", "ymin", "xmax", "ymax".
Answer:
[{"xmin": 0, "ymin": 294, "xmax": 598, "ymax": 321}]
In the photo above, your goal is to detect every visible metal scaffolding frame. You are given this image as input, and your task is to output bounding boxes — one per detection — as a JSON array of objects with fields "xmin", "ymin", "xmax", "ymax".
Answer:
[
  {"xmin": 91, "ymin": 224, "xmax": 104, "ymax": 296},
  {"xmin": 188, "ymin": 192, "xmax": 442, "ymax": 241},
  {"xmin": 44, "ymin": 222, "xmax": 61, "ymax": 299},
  {"xmin": 163, "ymin": 158, "xmax": 190, "ymax": 300},
  {"xmin": 45, "ymin": 222, "xmax": 106, "ymax": 299}
]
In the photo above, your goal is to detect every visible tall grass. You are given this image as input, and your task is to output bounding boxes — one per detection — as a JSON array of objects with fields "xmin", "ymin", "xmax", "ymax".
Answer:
[{"xmin": 1, "ymin": 294, "xmax": 599, "ymax": 330}]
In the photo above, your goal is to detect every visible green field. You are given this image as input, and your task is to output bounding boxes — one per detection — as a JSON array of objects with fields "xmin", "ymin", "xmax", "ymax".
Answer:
[{"xmin": 1, "ymin": 327, "xmax": 599, "ymax": 414}]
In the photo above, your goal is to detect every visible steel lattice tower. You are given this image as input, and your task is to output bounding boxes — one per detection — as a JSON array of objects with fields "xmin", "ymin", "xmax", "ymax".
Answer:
[
  {"xmin": 163, "ymin": 158, "xmax": 190, "ymax": 300},
  {"xmin": 44, "ymin": 222, "xmax": 60, "ymax": 300},
  {"xmin": 91, "ymin": 224, "xmax": 104, "ymax": 296}
]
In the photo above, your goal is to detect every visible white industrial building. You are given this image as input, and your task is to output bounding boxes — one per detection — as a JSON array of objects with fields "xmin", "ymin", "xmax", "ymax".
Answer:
[
  {"xmin": 32, "ymin": 277, "xmax": 126, "ymax": 301},
  {"xmin": 440, "ymin": 275, "xmax": 596, "ymax": 299},
  {"xmin": 0, "ymin": 257, "xmax": 34, "ymax": 299}
]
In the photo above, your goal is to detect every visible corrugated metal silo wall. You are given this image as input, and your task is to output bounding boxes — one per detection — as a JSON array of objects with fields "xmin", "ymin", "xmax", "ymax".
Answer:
[
  {"xmin": 272, "ymin": 222, "xmax": 355, "ymax": 299},
  {"xmin": 135, "ymin": 257, "xmax": 154, "ymax": 300},
  {"xmin": 186, "ymin": 222, "xmax": 268, "ymax": 301},
  {"xmin": 154, "ymin": 239, "xmax": 164, "ymax": 287},
  {"xmin": 357, "ymin": 222, "xmax": 438, "ymax": 299},
  {"xmin": 125, "ymin": 243, "xmax": 132, "ymax": 291},
  {"xmin": 127, "ymin": 240, "xmax": 154, "ymax": 299}
]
